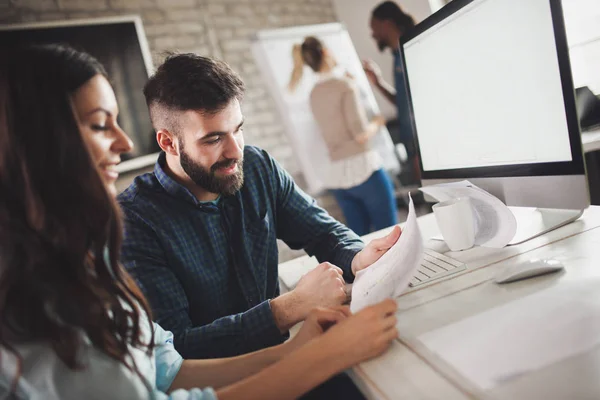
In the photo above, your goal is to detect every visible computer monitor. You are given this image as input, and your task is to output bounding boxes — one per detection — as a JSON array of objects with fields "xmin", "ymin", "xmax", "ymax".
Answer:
[{"xmin": 401, "ymin": 0, "xmax": 589, "ymax": 243}]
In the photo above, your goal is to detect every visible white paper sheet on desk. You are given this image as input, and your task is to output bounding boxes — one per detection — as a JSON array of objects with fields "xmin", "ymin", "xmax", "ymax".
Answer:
[
  {"xmin": 350, "ymin": 195, "xmax": 423, "ymax": 313},
  {"xmin": 420, "ymin": 180, "xmax": 516, "ymax": 248},
  {"xmin": 418, "ymin": 280, "xmax": 600, "ymax": 391}
]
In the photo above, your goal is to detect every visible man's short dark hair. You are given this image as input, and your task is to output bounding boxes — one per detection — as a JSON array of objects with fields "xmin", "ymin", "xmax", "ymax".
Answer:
[
  {"xmin": 143, "ymin": 53, "xmax": 245, "ymax": 133},
  {"xmin": 372, "ymin": 1, "xmax": 416, "ymax": 31}
]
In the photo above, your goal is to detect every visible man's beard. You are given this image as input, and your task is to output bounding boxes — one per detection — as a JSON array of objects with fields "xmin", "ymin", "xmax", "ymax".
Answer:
[
  {"xmin": 377, "ymin": 39, "xmax": 388, "ymax": 52},
  {"xmin": 180, "ymin": 148, "xmax": 244, "ymax": 196}
]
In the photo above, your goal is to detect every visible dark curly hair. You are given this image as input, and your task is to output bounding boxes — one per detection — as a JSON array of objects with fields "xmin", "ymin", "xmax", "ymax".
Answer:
[
  {"xmin": 372, "ymin": 1, "xmax": 416, "ymax": 31},
  {"xmin": 0, "ymin": 44, "xmax": 154, "ymax": 393}
]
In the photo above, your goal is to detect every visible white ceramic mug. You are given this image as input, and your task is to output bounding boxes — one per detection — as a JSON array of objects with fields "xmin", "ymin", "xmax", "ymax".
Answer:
[{"xmin": 432, "ymin": 197, "xmax": 476, "ymax": 251}]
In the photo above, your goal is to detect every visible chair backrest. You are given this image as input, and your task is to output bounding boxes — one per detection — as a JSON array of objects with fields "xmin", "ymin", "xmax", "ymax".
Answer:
[{"xmin": 575, "ymin": 86, "xmax": 600, "ymax": 130}]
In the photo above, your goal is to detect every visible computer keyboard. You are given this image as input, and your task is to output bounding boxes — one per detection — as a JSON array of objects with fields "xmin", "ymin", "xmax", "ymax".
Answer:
[
  {"xmin": 279, "ymin": 248, "xmax": 466, "ymax": 291},
  {"xmin": 409, "ymin": 249, "xmax": 467, "ymax": 287}
]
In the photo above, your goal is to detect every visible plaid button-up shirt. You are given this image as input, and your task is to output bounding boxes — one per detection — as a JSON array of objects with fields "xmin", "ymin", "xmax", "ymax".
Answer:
[{"xmin": 118, "ymin": 146, "xmax": 363, "ymax": 359}]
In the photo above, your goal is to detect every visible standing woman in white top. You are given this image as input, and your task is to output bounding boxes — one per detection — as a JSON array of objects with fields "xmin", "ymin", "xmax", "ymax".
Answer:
[
  {"xmin": 289, "ymin": 37, "xmax": 398, "ymax": 236},
  {"xmin": 0, "ymin": 44, "xmax": 399, "ymax": 399}
]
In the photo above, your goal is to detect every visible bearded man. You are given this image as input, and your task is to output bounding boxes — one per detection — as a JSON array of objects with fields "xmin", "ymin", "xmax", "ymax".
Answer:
[{"xmin": 119, "ymin": 54, "xmax": 400, "ymax": 362}]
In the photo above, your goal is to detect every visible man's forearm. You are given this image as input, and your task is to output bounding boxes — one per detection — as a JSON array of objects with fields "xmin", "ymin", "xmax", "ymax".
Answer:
[
  {"xmin": 270, "ymin": 291, "xmax": 305, "ymax": 332},
  {"xmin": 172, "ymin": 301, "xmax": 286, "ymax": 359}
]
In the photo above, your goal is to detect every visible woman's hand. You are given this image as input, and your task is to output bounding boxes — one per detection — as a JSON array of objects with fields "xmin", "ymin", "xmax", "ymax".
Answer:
[
  {"xmin": 354, "ymin": 115, "xmax": 387, "ymax": 145},
  {"xmin": 286, "ymin": 306, "xmax": 351, "ymax": 353},
  {"xmin": 372, "ymin": 114, "xmax": 386, "ymax": 127},
  {"xmin": 319, "ymin": 299, "xmax": 398, "ymax": 369}
]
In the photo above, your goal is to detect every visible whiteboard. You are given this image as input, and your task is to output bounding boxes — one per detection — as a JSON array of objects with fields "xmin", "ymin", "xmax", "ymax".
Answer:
[{"xmin": 252, "ymin": 23, "xmax": 400, "ymax": 195}]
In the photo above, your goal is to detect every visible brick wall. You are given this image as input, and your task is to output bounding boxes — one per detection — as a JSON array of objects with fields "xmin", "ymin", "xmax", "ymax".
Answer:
[{"xmin": 1, "ymin": 0, "xmax": 339, "ymax": 175}]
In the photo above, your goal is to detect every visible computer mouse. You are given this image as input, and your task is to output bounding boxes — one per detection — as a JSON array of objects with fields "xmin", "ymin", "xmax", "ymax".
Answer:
[{"xmin": 494, "ymin": 258, "xmax": 564, "ymax": 284}]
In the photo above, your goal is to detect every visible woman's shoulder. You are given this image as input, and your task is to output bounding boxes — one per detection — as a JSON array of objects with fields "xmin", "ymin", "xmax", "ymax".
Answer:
[
  {"xmin": 317, "ymin": 76, "xmax": 354, "ymax": 90},
  {"xmin": 1, "ymin": 340, "xmax": 152, "ymax": 400}
]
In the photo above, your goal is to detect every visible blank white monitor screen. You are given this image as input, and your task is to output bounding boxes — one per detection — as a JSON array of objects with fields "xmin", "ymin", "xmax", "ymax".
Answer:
[{"xmin": 403, "ymin": 0, "xmax": 573, "ymax": 172}]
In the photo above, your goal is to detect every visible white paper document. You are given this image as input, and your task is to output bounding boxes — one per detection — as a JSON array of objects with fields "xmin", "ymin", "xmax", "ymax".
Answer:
[
  {"xmin": 420, "ymin": 180, "xmax": 517, "ymax": 248},
  {"xmin": 418, "ymin": 280, "xmax": 600, "ymax": 391},
  {"xmin": 350, "ymin": 195, "xmax": 424, "ymax": 313}
]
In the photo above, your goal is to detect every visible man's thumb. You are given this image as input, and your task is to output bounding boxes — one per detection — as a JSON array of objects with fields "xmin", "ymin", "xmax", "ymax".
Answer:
[{"xmin": 380, "ymin": 226, "xmax": 401, "ymax": 249}]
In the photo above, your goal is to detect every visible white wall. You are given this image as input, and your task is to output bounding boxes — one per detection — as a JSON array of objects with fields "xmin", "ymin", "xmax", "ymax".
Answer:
[
  {"xmin": 333, "ymin": 0, "xmax": 432, "ymax": 119},
  {"xmin": 562, "ymin": 0, "xmax": 600, "ymax": 95}
]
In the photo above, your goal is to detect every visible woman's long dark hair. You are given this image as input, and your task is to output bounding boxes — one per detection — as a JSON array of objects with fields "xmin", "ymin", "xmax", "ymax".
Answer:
[{"xmin": 0, "ymin": 44, "xmax": 154, "ymax": 390}]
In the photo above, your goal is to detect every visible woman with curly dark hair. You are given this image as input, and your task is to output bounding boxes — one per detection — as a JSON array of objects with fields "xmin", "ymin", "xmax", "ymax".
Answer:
[{"xmin": 0, "ymin": 44, "xmax": 398, "ymax": 399}]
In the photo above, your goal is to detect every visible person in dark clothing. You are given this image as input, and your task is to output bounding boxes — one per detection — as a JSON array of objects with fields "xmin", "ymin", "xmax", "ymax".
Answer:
[{"xmin": 363, "ymin": 1, "xmax": 420, "ymax": 183}]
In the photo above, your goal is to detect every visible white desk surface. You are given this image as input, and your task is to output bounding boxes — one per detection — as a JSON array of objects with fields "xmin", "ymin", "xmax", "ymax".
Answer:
[
  {"xmin": 278, "ymin": 206, "xmax": 600, "ymax": 399},
  {"xmin": 582, "ymin": 127, "xmax": 600, "ymax": 153}
]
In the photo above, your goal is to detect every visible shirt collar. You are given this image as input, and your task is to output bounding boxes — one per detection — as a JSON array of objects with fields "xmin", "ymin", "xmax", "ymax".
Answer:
[{"xmin": 154, "ymin": 152, "xmax": 203, "ymax": 206}]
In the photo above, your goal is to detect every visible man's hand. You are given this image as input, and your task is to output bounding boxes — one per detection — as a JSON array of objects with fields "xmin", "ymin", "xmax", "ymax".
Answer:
[
  {"xmin": 294, "ymin": 262, "xmax": 347, "ymax": 310},
  {"xmin": 351, "ymin": 226, "xmax": 402, "ymax": 276},
  {"xmin": 362, "ymin": 59, "xmax": 382, "ymax": 86},
  {"xmin": 271, "ymin": 262, "xmax": 347, "ymax": 332}
]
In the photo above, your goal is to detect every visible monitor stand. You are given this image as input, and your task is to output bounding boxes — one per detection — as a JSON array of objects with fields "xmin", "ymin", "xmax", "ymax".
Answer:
[{"xmin": 507, "ymin": 207, "xmax": 584, "ymax": 245}]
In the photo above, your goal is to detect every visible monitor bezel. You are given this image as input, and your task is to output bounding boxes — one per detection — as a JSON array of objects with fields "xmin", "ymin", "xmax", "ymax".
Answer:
[{"xmin": 400, "ymin": 0, "xmax": 585, "ymax": 180}]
